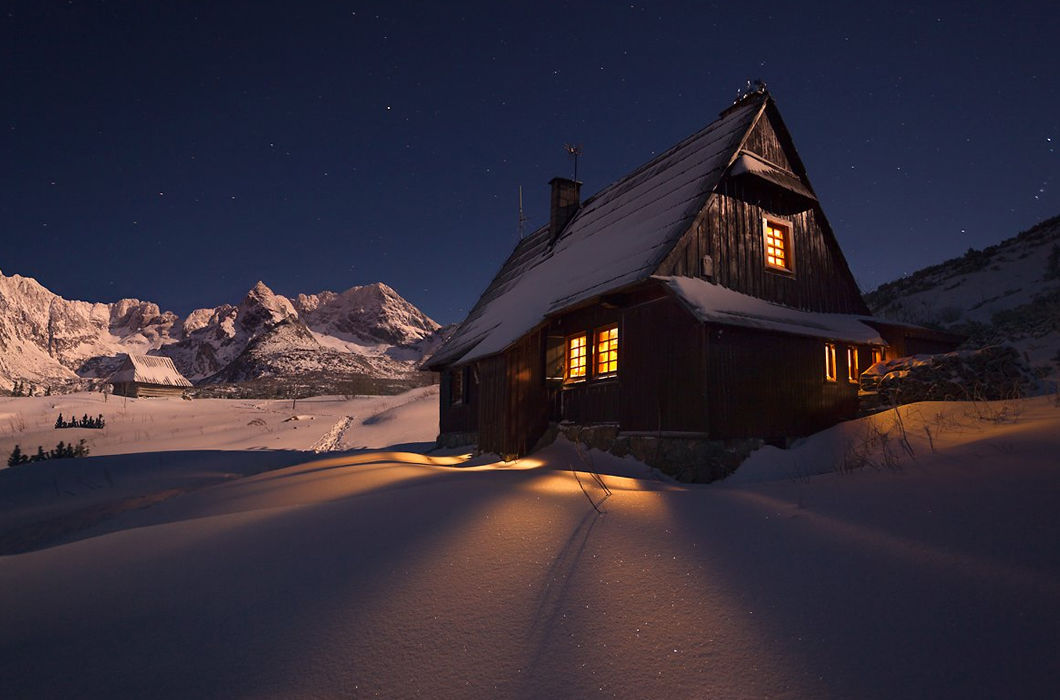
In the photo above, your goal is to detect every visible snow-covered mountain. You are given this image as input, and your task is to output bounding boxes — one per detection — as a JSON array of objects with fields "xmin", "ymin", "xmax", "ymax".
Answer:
[
  {"xmin": 865, "ymin": 214, "xmax": 1060, "ymax": 376},
  {"xmin": 0, "ymin": 271, "xmax": 442, "ymax": 393}
]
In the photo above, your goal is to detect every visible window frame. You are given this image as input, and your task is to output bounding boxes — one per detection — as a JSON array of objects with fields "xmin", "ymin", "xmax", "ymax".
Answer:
[
  {"xmin": 593, "ymin": 324, "xmax": 619, "ymax": 378},
  {"xmin": 846, "ymin": 346, "xmax": 859, "ymax": 383},
  {"xmin": 824, "ymin": 343, "xmax": 837, "ymax": 382},
  {"xmin": 449, "ymin": 367, "xmax": 466, "ymax": 406},
  {"xmin": 763, "ymin": 216, "xmax": 795, "ymax": 274},
  {"xmin": 564, "ymin": 332, "xmax": 588, "ymax": 383}
]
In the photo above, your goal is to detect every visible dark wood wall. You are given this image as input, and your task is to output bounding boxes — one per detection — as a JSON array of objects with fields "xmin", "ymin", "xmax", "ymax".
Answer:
[
  {"xmin": 705, "ymin": 325, "xmax": 861, "ymax": 439},
  {"xmin": 618, "ymin": 297, "xmax": 709, "ymax": 432},
  {"xmin": 438, "ymin": 369, "xmax": 478, "ymax": 435},
  {"xmin": 656, "ymin": 108, "xmax": 868, "ymax": 316},
  {"xmin": 468, "ymin": 330, "xmax": 549, "ymax": 457}
]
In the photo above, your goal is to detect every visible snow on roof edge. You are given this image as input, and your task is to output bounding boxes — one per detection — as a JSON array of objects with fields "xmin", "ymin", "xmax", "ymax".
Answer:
[{"xmin": 656, "ymin": 276, "xmax": 885, "ymax": 345}]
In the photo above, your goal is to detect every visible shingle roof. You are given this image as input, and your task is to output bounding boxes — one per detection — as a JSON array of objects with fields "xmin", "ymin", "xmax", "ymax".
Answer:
[
  {"xmin": 108, "ymin": 354, "xmax": 193, "ymax": 387},
  {"xmin": 428, "ymin": 94, "xmax": 767, "ymax": 369}
]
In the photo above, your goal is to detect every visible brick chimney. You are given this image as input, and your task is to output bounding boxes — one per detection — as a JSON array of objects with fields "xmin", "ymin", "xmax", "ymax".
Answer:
[{"xmin": 548, "ymin": 177, "xmax": 581, "ymax": 245}]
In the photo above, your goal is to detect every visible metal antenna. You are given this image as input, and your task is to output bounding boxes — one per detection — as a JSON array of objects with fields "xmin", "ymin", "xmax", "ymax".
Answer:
[
  {"xmin": 564, "ymin": 143, "xmax": 583, "ymax": 181},
  {"xmin": 517, "ymin": 185, "xmax": 528, "ymax": 239}
]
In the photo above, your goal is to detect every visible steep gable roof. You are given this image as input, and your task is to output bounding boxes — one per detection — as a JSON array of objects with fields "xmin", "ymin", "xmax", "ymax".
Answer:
[
  {"xmin": 108, "ymin": 354, "xmax": 193, "ymax": 387},
  {"xmin": 428, "ymin": 94, "xmax": 770, "ymax": 369}
]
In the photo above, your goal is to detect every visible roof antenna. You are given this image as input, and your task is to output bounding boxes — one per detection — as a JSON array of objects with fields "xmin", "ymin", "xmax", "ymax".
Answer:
[
  {"xmin": 517, "ymin": 185, "xmax": 528, "ymax": 239},
  {"xmin": 564, "ymin": 143, "xmax": 583, "ymax": 182}
]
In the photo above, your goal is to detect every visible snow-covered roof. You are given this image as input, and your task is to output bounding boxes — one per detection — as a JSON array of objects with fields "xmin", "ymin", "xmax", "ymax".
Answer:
[
  {"xmin": 108, "ymin": 354, "xmax": 193, "ymax": 387},
  {"xmin": 428, "ymin": 95, "xmax": 767, "ymax": 369},
  {"xmin": 658, "ymin": 275, "xmax": 885, "ymax": 345}
]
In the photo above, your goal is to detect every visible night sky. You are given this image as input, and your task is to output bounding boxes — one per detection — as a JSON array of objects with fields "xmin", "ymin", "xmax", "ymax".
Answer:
[{"xmin": 2, "ymin": 1, "xmax": 1057, "ymax": 325}]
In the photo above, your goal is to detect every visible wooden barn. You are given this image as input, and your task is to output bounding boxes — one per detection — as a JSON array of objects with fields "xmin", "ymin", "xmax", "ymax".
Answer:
[
  {"xmin": 426, "ymin": 87, "xmax": 956, "ymax": 476},
  {"xmin": 108, "ymin": 353, "xmax": 193, "ymax": 398}
]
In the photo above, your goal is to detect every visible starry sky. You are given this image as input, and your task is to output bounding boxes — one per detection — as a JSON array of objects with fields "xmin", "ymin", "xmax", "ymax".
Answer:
[{"xmin": 2, "ymin": 1, "xmax": 1057, "ymax": 325}]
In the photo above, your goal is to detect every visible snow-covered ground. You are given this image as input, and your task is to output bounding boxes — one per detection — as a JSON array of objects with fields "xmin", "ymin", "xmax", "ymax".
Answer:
[{"xmin": 1, "ymin": 390, "xmax": 1058, "ymax": 698}]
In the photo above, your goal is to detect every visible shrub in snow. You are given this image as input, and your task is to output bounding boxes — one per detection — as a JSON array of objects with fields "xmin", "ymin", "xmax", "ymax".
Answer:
[
  {"xmin": 6, "ymin": 439, "xmax": 89, "ymax": 467},
  {"xmin": 860, "ymin": 345, "xmax": 1039, "ymax": 407}
]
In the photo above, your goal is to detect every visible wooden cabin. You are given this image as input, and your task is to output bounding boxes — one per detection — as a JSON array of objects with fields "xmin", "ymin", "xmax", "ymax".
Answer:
[
  {"xmin": 426, "ymin": 87, "xmax": 956, "ymax": 477},
  {"xmin": 108, "ymin": 353, "xmax": 193, "ymax": 398}
]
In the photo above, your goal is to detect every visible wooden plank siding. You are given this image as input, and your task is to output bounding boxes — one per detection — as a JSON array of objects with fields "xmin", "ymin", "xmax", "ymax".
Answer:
[
  {"xmin": 468, "ymin": 330, "xmax": 549, "ymax": 457},
  {"xmin": 705, "ymin": 325, "xmax": 861, "ymax": 439},
  {"xmin": 741, "ymin": 109, "xmax": 793, "ymax": 170},
  {"xmin": 618, "ymin": 296, "xmax": 708, "ymax": 433},
  {"xmin": 657, "ymin": 182, "xmax": 866, "ymax": 314},
  {"xmin": 438, "ymin": 368, "xmax": 478, "ymax": 435}
]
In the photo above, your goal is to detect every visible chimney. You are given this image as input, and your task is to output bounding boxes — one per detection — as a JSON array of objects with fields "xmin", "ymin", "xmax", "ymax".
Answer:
[{"xmin": 548, "ymin": 177, "xmax": 581, "ymax": 245}]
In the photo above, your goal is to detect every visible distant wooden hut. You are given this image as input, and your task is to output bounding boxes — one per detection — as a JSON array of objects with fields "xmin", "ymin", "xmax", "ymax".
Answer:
[
  {"xmin": 426, "ymin": 86, "xmax": 960, "ymax": 476},
  {"xmin": 108, "ymin": 354, "xmax": 192, "ymax": 398}
]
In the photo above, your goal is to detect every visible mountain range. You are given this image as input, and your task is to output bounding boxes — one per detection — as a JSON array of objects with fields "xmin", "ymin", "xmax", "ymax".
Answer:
[
  {"xmin": 865, "ymin": 213, "xmax": 1060, "ymax": 379},
  {"xmin": 0, "ymin": 272, "xmax": 442, "ymax": 394}
]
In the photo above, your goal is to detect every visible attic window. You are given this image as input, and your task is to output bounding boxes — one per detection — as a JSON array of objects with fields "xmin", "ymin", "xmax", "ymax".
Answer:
[
  {"xmin": 825, "ymin": 344, "xmax": 837, "ymax": 382},
  {"xmin": 595, "ymin": 325, "xmax": 618, "ymax": 377},
  {"xmin": 847, "ymin": 346, "xmax": 859, "ymax": 383},
  {"xmin": 763, "ymin": 217, "xmax": 793, "ymax": 272},
  {"xmin": 566, "ymin": 334, "xmax": 587, "ymax": 382}
]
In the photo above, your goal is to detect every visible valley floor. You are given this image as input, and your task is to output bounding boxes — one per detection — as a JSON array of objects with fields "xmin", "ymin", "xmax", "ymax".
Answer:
[{"xmin": 0, "ymin": 391, "xmax": 1058, "ymax": 698}]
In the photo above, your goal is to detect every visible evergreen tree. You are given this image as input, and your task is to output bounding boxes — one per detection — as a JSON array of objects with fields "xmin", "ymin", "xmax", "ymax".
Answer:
[
  {"xmin": 52, "ymin": 441, "xmax": 65, "ymax": 459},
  {"xmin": 55, "ymin": 413, "xmax": 64, "ymax": 429},
  {"xmin": 74, "ymin": 439, "xmax": 89, "ymax": 458},
  {"xmin": 82, "ymin": 413, "xmax": 89, "ymax": 427},
  {"xmin": 34, "ymin": 446, "xmax": 47, "ymax": 462},
  {"xmin": 8, "ymin": 445, "xmax": 24, "ymax": 467}
]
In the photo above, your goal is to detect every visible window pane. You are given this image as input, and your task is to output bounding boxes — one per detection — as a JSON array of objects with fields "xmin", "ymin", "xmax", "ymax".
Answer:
[
  {"xmin": 595, "ymin": 326, "xmax": 619, "ymax": 375},
  {"xmin": 567, "ymin": 335, "xmax": 587, "ymax": 380}
]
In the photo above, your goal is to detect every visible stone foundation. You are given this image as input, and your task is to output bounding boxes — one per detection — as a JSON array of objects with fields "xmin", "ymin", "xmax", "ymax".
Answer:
[
  {"xmin": 538, "ymin": 423, "xmax": 763, "ymax": 483},
  {"xmin": 435, "ymin": 431, "xmax": 478, "ymax": 450}
]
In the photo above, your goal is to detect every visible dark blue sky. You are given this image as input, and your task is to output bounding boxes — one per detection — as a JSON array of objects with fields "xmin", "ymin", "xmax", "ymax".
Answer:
[{"xmin": 2, "ymin": 1, "xmax": 1057, "ymax": 324}]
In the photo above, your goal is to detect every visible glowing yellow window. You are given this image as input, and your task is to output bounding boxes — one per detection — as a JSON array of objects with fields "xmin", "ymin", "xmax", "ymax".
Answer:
[
  {"xmin": 871, "ymin": 348, "xmax": 884, "ymax": 366},
  {"xmin": 595, "ymin": 325, "xmax": 618, "ymax": 376},
  {"xmin": 825, "ymin": 343, "xmax": 837, "ymax": 382},
  {"xmin": 764, "ymin": 218, "xmax": 792, "ymax": 272},
  {"xmin": 566, "ymin": 334, "xmax": 587, "ymax": 382},
  {"xmin": 847, "ymin": 346, "xmax": 859, "ymax": 382}
]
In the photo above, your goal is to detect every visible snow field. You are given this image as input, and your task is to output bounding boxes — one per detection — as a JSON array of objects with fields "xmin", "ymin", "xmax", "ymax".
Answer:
[{"xmin": 0, "ymin": 392, "xmax": 1058, "ymax": 697}]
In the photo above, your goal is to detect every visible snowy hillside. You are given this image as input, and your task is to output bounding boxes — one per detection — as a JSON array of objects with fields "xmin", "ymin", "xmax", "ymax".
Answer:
[
  {"xmin": 0, "ymin": 391, "xmax": 1058, "ymax": 697},
  {"xmin": 865, "ymin": 214, "xmax": 1060, "ymax": 375},
  {"xmin": 0, "ymin": 271, "xmax": 442, "ymax": 393}
]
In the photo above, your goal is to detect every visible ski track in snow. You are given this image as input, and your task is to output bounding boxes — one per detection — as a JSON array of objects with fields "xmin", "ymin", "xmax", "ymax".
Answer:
[{"xmin": 310, "ymin": 416, "xmax": 355, "ymax": 453}]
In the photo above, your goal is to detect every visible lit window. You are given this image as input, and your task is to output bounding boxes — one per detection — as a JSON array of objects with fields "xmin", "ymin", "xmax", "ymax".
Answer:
[
  {"xmin": 825, "ymin": 344, "xmax": 837, "ymax": 382},
  {"xmin": 871, "ymin": 348, "xmax": 884, "ymax": 366},
  {"xmin": 595, "ymin": 325, "xmax": 619, "ymax": 376},
  {"xmin": 566, "ymin": 334, "xmax": 587, "ymax": 381},
  {"xmin": 847, "ymin": 346, "xmax": 859, "ymax": 382},
  {"xmin": 763, "ymin": 218, "xmax": 793, "ymax": 272}
]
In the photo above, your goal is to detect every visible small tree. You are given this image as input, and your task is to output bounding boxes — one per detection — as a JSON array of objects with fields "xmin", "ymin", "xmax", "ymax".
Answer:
[
  {"xmin": 34, "ymin": 446, "xmax": 46, "ymax": 462},
  {"xmin": 7, "ymin": 445, "xmax": 24, "ymax": 467},
  {"xmin": 55, "ymin": 413, "xmax": 64, "ymax": 429}
]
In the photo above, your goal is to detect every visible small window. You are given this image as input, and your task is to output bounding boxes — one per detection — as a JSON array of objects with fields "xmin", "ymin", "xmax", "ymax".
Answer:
[
  {"xmin": 871, "ymin": 348, "xmax": 884, "ymax": 366},
  {"xmin": 566, "ymin": 334, "xmax": 587, "ymax": 382},
  {"xmin": 449, "ymin": 368, "xmax": 465, "ymax": 405},
  {"xmin": 846, "ymin": 346, "xmax": 859, "ymax": 383},
  {"xmin": 824, "ymin": 344, "xmax": 837, "ymax": 382},
  {"xmin": 595, "ymin": 325, "xmax": 619, "ymax": 376},
  {"xmin": 763, "ymin": 217, "xmax": 793, "ymax": 272}
]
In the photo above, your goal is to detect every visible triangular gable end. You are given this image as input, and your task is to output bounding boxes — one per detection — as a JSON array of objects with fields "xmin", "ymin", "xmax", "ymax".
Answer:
[{"xmin": 655, "ymin": 95, "xmax": 869, "ymax": 316}]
